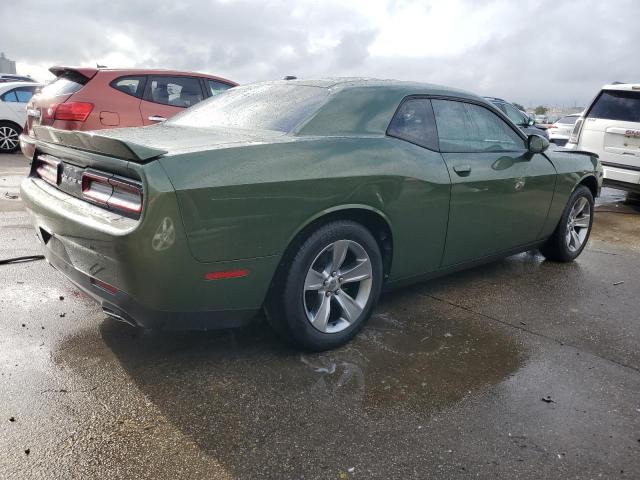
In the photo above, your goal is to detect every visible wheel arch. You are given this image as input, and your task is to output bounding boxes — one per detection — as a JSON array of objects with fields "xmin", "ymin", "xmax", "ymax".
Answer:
[
  {"xmin": 576, "ymin": 174, "xmax": 598, "ymax": 198},
  {"xmin": 273, "ymin": 205, "xmax": 394, "ymax": 289},
  {"xmin": 0, "ymin": 119, "xmax": 23, "ymax": 132}
]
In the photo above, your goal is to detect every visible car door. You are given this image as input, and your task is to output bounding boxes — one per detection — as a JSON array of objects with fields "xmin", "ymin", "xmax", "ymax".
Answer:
[
  {"xmin": 139, "ymin": 75, "xmax": 206, "ymax": 125},
  {"xmin": 431, "ymin": 98, "xmax": 557, "ymax": 266}
]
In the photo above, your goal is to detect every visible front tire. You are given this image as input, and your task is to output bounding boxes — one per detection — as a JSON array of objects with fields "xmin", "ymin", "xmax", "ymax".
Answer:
[
  {"xmin": 540, "ymin": 185, "xmax": 594, "ymax": 262},
  {"xmin": 266, "ymin": 220, "xmax": 383, "ymax": 351},
  {"xmin": 0, "ymin": 122, "xmax": 21, "ymax": 153}
]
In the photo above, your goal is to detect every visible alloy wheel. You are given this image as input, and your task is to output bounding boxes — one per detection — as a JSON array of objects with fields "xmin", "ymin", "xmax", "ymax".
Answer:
[
  {"xmin": 303, "ymin": 239, "xmax": 373, "ymax": 334},
  {"xmin": 566, "ymin": 196, "xmax": 591, "ymax": 252},
  {"xmin": 0, "ymin": 126, "xmax": 19, "ymax": 152}
]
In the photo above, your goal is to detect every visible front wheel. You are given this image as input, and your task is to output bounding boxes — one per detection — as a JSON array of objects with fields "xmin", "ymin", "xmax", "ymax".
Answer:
[
  {"xmin": 0, "ymin": 122, "xmax": 21, "ymax": 153},
  {"xmin": 540, "ymin": 185, "xmax": 594, "ymax": 262},
  {"xmin": 266, "ymin": 220, "xmax": 383, "ymax": 351}
]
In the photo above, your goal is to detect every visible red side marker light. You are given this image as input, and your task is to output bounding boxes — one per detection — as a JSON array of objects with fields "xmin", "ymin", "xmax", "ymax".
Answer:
[
  {"xmin": 90, "ymin": 277, "xmax": 118, "ymax": 295},
  {"xmin": 204, "ymin": 269, "xmax": 249, "ymax": 281}
]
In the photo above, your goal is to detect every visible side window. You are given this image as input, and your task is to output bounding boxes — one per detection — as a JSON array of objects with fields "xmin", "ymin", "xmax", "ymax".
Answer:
[
  {"xmin": 146, "ymin": 76, "xmax": 204, "ymax": 108},
  {"xmin": 111, "ymin": 76, "xmax": 146, "ymax": 98},
  {"xmin": 207, "ymin": 80, "xmax": 232, "ymax": 97},
  {"xmin": 432, "ymin": 99, "xmax": 525, "ymax": 153},
  {"xmin": 1, "ymin": 89, "xmax": 18, "ymax": 102},
  {"xmin": 14, "ymin": 87, "xmax": 36, "ymax": 103},
  {"xmin": 387, "ymin": 98, "xmax": 438, "ymax": 150},
  {"xmin": 503, "ymin": 103, "xmax": 526, "ymax": 126}
]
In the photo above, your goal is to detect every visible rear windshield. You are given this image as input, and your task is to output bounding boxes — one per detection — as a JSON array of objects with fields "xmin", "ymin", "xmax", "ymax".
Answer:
[
  {"xmin": 169, "ymin": 84, "xmax": 329, "ymax": 133},
  {"xmin": 39, "ymin": 73, "xmax": 87, "ymax": 97},
  {"xmin": 557, "ymin": 115, "xmax": 579, "ymax": 125},
  {"xmin": 588, "ymin": 90, "xmax": 640, "ymax": 123}
]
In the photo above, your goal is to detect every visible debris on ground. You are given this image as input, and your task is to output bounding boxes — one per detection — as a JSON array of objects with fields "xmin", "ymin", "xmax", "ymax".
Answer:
[
  {"xmin": 613, "ymin": 281, "xmax": 624, "ymax": 286},
  {"xmin": 59, "ymin": 313, "xmax": 66, "ymax": 318},
  {"xmin": 9, "ymin": 417, "xmax": 15, "ymax": 422},
  {"xmin": 24, "ymin": 449, "xmax": 30, "ymax": 455},
  {"xmin": 4, "ymin": 192, "xmax": 18, "ymax": 200},
  {"xmin": 59, "ymin": 296, "xmax": 64, "ymax": 301},
  {"xmin": 541, "ymin": 396, "xmax": 555, "ymax": 403}
]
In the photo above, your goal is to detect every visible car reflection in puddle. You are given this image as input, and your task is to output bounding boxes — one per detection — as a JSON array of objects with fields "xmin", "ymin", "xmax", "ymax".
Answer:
[{"xmin": 56, "ymin": 288, "xmax": 524, "ymax": 476}]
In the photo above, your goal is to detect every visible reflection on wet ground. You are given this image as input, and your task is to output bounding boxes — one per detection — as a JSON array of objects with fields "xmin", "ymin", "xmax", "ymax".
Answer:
[
  {"xmin": 53, "ymin": 288, "xmax": 523, "ymax": 478},
  {"xmin": 2, "ymin": 169, "xmax": 639, "ymax": 478},
  {"xmin": 593, "ymin": 188, "xmax": 640, "ymax": 251}
]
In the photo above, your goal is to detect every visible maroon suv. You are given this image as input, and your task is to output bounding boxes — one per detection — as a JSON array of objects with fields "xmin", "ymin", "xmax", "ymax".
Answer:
[{"xmin": 22, "ymin": 66, "xmax": 236, "ymax": 156}]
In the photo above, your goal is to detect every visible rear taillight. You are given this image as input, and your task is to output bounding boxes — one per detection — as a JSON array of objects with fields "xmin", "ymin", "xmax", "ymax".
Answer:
[
  {"xmin": 568, "ymin": 118, "xmax": 584, "ymax": 144},
  {"xmin": 81, "ymin": 170, "xmax": 143, "ymax": 218},
  {"xmin": 54, "ymin": 102, "xmax": 94, "ymax": 121},
  {"xmin": 33, "ymin": 154, "xmax": 61, "ymax": 185}
]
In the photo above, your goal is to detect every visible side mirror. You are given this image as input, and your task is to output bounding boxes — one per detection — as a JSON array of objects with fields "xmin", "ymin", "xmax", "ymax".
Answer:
[
  {"xmin": 527, "ymin": 118, "xmax": 535, "ymax": 126},
  {"xmin": 528, "ymin": 134, "xmax": 549, "ymax": 154}
]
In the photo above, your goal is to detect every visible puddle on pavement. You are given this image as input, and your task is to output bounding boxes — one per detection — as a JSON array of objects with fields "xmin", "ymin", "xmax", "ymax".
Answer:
[
  {"xmin": 593, "ymin": 187, "xmax": 640, "ymax": 251},
  {"xmin": 52, "ymin": 288, "xmax": 524, "ymax": 476}
]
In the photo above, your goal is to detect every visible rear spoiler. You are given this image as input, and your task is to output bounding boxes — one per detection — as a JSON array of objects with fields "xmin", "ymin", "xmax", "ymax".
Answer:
[
  {"xmin": 49, "ymin": 66, "xmax": 98, "ymax": 80},
  {"xmin": 32, "ymin": 126, "xmax": 168, "ymax": 162}
]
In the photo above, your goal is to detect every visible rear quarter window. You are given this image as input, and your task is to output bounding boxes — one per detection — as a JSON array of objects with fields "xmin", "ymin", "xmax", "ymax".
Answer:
[
  {"xmin": 110, "ymin": 76, "xmax": 146, "ymax": 98},
  {"xmin": 588, "ymin": 90, "xmax": 640, "ymax": 122},
  {"xmin": 387, "ymin": 98, "xmax": 439, "ymax": 150}
]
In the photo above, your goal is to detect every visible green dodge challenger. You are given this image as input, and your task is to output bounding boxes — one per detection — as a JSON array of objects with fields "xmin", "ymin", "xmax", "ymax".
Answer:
[{"xmin": 20, "ymin": 78, "xmax": 602, "ymax": 350}]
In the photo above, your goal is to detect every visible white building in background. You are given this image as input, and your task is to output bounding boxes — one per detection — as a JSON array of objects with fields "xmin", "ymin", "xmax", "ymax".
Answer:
[{"xmin": 0, "ymin": 52, "xmax": 17, "ymax": 74}]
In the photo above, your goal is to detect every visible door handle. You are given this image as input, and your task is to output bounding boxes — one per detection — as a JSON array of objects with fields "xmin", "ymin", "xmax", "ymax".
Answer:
[
  {"xmin": 453, "ymin": 164, "xmax": 472, "ymax": 176},
  {"xmin": 148, "ymin": 115, "xmax": 167, "ymax": 122}
]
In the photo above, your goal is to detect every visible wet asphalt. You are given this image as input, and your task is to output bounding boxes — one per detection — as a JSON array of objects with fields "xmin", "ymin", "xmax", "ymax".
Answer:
[{"xmin": 0, "ymin": 152, "xmax": 639, "ymax": 479}]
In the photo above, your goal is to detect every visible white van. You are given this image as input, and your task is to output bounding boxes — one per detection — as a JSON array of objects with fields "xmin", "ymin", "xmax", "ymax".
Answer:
[{"xmin": 565, "ymin": 83, "xmax": 640, "ymax": 193}]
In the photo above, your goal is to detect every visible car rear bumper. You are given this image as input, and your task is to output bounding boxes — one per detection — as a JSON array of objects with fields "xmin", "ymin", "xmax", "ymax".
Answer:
[
  {"xmin": 42, "ymin": 238, "xmax": 258, "ymax": 330},
  {"xmin": 21, "ymin": 174, "xmax": 278, "ymax": 330},
  {"xmin": 602, "ymin": 162, "xmax": 640, "ymax": 193}
]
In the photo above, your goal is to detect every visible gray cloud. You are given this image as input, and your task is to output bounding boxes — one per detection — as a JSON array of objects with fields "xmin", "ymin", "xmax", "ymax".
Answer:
[{"xmin": 1, "ymin": 0, "xmax": 639, "ymax": 106}]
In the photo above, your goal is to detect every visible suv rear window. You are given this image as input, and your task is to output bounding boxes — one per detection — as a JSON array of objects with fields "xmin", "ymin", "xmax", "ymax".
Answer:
[
  {"xmin": 40, "ymin": 73, "xmax": 87, "ymax": 97},
  {"xmin": 588, "ymin": 90, "xmax": 640, "ymax": 123}
]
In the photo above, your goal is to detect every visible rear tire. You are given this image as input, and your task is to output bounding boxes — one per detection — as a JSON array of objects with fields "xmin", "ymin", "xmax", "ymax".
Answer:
[
  {"xmin": 265, "ymin": 220, "xmax": 383, "ymax": 351},
  {"xmin": 0, "ymin": 122, "xmax": 21, "ymax": 153},
  {"xmin": 540, "ymin": 185, "xmax": 594, "ymax": 262}
]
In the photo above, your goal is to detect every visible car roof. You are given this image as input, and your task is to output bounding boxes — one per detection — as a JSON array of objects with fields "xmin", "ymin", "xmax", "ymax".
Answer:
[
  {"xmin": 263, "ymin": 77, "xmax": 483, "ymax": 101},
  {"xmin": 48, "ymin": 66, "xmax": 238, "ymax": 86},
  {"xmin": 256, "ymin": 77, "xmax": 490, "ymax": 136},
  {"xmin": 602, "ymin": 83, "xmax": 640, "ymax": 92},
  {"xmin": 0, "ymin": 81, "xmax": 42, "ymax": 91}
]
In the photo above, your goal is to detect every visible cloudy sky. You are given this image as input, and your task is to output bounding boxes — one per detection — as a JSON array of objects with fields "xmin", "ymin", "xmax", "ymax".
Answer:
[{"xmin": 1, "ymin": 0, "xmax": 638, "ymax": 107}]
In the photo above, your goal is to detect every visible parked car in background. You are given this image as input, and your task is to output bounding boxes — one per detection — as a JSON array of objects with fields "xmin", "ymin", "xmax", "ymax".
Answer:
[
  {"xmin": 0, "ymin": 74, "xmax": 34, "ymax": 83},
  {"xmin": 485, "ymin": 97, "xmax": 549, "ymax": 138},
  {"xmin": 565, "ymin": 83, "xmax": 640, "ymax": 193},
  {"xmin": 21, "ymin": 78, "xmax": 601, "ymax": 351},
  {"xmin": 0, "ymin": 81, "xmax": 41, "ymax": 152},
  {"xmin": 21, "ymin": 67, "xmax": 236, "ymax": 157},
  {"xmin": 534, "ymin": 114, "xmax": 548, "ymax": 124},
  {"xmin": 548, "ymin": 113, "xmax": 581, "ymax": 146}
]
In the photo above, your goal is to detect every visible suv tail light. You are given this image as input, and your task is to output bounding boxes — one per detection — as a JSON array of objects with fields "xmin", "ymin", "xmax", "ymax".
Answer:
[
  {"xmin": 55, "ymin": 102, "xmax": 94, "ymax": 121},
  {"xmin": 45, "ymin": 102, "xmax": 94, "ymax": 122},
  {"xmin": 81, "ymin": 170, "xmax": 143, "ymax": 218},
  {"xmin": 568, "ymin": 118, "xmax": 584, "ymax": 144}
]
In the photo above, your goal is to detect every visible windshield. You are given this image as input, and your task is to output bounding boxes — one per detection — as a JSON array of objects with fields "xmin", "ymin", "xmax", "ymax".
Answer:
[{"xmin": 169, "ymin": 83, "xmax": 330, "ymax": 133}]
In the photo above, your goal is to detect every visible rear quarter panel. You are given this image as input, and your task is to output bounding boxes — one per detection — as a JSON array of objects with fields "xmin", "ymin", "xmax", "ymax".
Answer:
[{"xmin": 160, "ymin": 136, "xmax": 452, "ymax": 282}]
